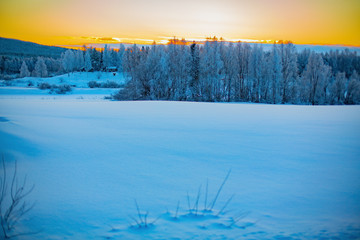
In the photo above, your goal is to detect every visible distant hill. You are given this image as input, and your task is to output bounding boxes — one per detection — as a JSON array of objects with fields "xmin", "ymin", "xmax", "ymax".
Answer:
[{"xmin": 0, "ymin": 37, "xmax": 68, "ymax": 58}]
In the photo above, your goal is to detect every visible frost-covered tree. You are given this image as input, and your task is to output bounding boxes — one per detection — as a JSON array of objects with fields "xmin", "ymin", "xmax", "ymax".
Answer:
[
  {"xmin": 301, "ymin": 52, "xmax": 331, "ymax": 105},
  {"xmin": 248, "ymin": 44, "xmax": 264, "ymax": 102},
  {"xmin": 221, "ymin": 42, "xmax": 238, "ymax": 102},
  {"xmin": 297, "ymin": 49, "xmax": 310, "ymax": 76},
  {"xmin": 33, "ymin": 57, "xmax": 48, "ymax": 77},
  {"xmin": 120, "ymin": 44, "xmax": 148, "ymax": 99},
  {"xmin": 19, "ymin": 61, "xmax": 30, "ymax": 78},
  {"xmin": 174, "ymin": 43, "xmax": 191, "ymax": 100},
  {"xmin": 110, "ymin": 50, "xmax": 118, "ymax": 68},
  {"xmin": 117, "ymin": 44, "xmax": 125, "ymax": 72},
  {"xmin": 61, "ymin": 50, "xmax": 75, "ymax": 73},
  {"xmin": 146, "ymin": 44, "xmax": 168, "ymax": 99},
  {"xmin": 84, "ymin": 50, "xmax": 92, "ymax": 72},
  {"xmin": 74, "ymin": 50, "xmax": 84, "ymax": 71},
  {"xmin": 234, "ymin": 42, "xmax": 251, "ymax": 101},
  {"xmin": 87, "ymin": 48, "xmax": 101, "ymax": 71},
  {"xmin": 280, "ymin": 42, "xmax": 298, "ymax": 103},
  {"xmin": 0, "ymin": 56, "xmax": 5, "ymax": 74},
  {"xmin": 199, "ymin": 40, "xmax": 224, "ymax": 101},
  {"xmin": 330, "ymin": 72, "xmax": 346, "ymax": 104},
  {"xmin": 114, "ymin": 40, "xmax": 359, "ymax": 105},
  {"xmin": 189, "ymin": 43, "xmax": 200, "ymax": 100},
  {"xmin": 157, "ymin": 40, "xmax": 188, "ymax": 100},
  {"xmin": 269, "ymin": 44, "xmax": 282, "ymax": 104},
  {"xmin": 345, "ymin": 71, "xmax": 360, "ymax": 104},
  {"xmin": 102, "ymin": 44, "xmax": 112, "ymax": 69},
  {"xmin": 44, "ymin": 58, "xmax": 62, "ymax": 74}
]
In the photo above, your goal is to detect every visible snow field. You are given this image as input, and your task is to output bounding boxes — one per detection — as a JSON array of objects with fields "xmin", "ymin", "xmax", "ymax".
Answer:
[{"xmin": 0, "ymin": 97, "xmax": 359, "ymax": 239}]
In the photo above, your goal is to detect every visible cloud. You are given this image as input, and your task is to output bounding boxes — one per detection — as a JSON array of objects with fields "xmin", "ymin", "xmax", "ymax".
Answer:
[{"xmin": 78, "ymin": 36, "xmax": 122, "ymax": 43}]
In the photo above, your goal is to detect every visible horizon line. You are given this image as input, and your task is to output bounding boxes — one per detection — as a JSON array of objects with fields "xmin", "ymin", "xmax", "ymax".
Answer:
[{"xmin": 2, "ymin": 36, "xmax": 360, "ymax": 49}]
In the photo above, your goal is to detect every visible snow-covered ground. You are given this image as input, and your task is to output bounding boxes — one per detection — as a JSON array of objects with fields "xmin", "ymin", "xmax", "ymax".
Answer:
[
  {"xmin": 0, "ymin": 90, "xmax": 360, "ymax": 239},
  {"xmin": 0, "ymin": 87, "xmax": 119, "ymax": 101},
  {"xmin": 0, "ymin": 71, "xmax": 125, "ymax": 101},
  {"xmin": 0, "ymin": 71, "xmax": 126, "ymax": 88}
]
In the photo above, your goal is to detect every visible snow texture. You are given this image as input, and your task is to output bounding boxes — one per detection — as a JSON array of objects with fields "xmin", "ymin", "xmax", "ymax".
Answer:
[{"xmin": 0, "ymin": 90, "xmax": 360, "ymax": 239}]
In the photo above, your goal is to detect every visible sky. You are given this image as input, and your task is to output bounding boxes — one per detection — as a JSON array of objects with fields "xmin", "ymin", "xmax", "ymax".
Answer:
[{"xmin": 0, "ymin": 0, "xmax": 359, "ymax": 47}]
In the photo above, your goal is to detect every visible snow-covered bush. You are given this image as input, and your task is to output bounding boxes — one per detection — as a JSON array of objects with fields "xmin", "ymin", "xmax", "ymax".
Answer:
[
  {"xmin": 38, "ymin": 82, "xmax": 72, "ymax": 94},
  {"xmin": 88, "ymin": 80, "xmax": 123, "ymax": 88},
  {"xmin": 52, "ymin": 84, "xmax": 72, "ymax": 94},
  {"xmin": 88, "ymin": 80, "xmax": 101, "ymax": 88},
  {"xmin": 101, "ymin": 81, "xmax": 123, "ymax": 88},
  {"xmin": 38, "ymin": 82, "xmax": 52, "ymax": 90}
]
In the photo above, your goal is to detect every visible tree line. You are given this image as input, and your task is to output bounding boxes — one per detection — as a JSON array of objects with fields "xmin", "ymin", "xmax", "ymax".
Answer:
[
  {"xmin": 1, "ymin": 40, "xmax": 359, "ymax": 104},
  {"xmin": 116, "ymin": 41, "xmax": 360, "ymax": 105},
  {"xmin": 0, "ymin": 44, "xmax": 125, "ymax": 78}
]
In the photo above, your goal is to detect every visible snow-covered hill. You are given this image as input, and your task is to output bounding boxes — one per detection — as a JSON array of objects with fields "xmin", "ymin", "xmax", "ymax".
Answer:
[{"xmin": 0, "ymin": 94, "xmax": 359, "ymax": 239}]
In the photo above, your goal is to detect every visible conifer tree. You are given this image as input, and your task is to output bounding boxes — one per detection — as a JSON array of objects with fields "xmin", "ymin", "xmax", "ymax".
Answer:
[{"xmin": 84, "ymin": 50, "xmax": 92, "ymax": 72}]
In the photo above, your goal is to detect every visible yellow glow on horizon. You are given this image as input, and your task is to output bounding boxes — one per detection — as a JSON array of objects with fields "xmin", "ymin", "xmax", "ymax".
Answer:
[{"xmin": 0, "ymin": 0, "xmax": 359, "ymax": 47}]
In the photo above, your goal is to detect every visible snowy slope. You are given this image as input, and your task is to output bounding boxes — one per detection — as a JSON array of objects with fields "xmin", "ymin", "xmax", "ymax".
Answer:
[{"xmin": 0, "ymin": 95, "xmax": 359, "ymax": 239}]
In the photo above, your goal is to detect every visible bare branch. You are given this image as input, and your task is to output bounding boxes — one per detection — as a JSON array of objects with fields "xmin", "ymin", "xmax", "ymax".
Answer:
[{"xmin": 0, "ymin": 156, "xmax": 36, "ymax": 239}]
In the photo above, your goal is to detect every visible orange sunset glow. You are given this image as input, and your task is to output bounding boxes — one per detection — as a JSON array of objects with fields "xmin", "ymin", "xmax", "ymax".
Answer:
[{"xmin": 0, "ymin": 0, "xmax": 360, "ymax": 47}]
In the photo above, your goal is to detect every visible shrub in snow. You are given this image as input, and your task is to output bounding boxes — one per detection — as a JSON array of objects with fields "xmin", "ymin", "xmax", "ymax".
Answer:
[
  {"xmin": 123, "ymin": 170, "xmax": 250, "ymax": 233},
  {"xmin": 4, "ymin": 80, "xmax": 13, "ymax": 86},
  {"xmin": 88, "ymin": 80, "xmax": 101, "ymax": 88},
  {"xmin": 52, "ymin": 84, "xmax": 72, "ymax": 94},
  {"xmin": 38, "ymin": 82, "xmax": 52, "ymax": 90},
  {"xmin": 182, "ymin": 170, "xmax": 233, "ymax": 218},
  {"xmin": 2, "ymin": 75, "xmax": 14, "ymax": 81},
  {"xmin": 128, "ymin": 200, "xmax": 159, "ymax": 229},
  {"xmin": 112, "ymin": 88, "xmax": 133, "ymax": 100},
  {"xmin": 38, "ymin": 83, "xmax": 72, "ymax": 94},
  {"xmin": 101, "ymin": 81, "xmax": 123, "ymax": 88},
  {"xmin": 88, "ymin": 80, "xmax": 123, "ymax": 88}
]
